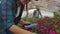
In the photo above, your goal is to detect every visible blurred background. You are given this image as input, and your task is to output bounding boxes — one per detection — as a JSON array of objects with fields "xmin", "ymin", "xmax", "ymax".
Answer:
[
  {"xmin": 19, "ymin": 0, "xmax": 60, "ymax": 34},
  {"xmin": 20, "ymin": 0, "xmax": 60, "ymax": 18}
]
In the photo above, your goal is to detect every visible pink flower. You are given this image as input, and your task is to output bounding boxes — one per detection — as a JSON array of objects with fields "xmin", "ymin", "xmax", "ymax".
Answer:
[
  {"xmin": 50, "ymin": 26, "xmax": 56, "ymax": 31},
  {"xmin": 49, "ymin": 30, "xmax": 56, "ymax": 34},
  {"xmin": 57, "ymin": 22, "xmax": 60, "ymax": 26},
  {"xmin": 38, "ymin": 28, "xmax": 44, "ymax": 33},
  {"xmin": 36, "ymin": 20, "xmax": 43, "ymax": 24},
  {"xmin": 45, "ymin": 23, "xmax": 51, "ymax": 28},
  {"xmin": 44, "ymin": 28, "xmax": 49, "ymax": 34},
  {"xmin": 36, "ymin": 20, "xmax": 43, "ymax": 29}
]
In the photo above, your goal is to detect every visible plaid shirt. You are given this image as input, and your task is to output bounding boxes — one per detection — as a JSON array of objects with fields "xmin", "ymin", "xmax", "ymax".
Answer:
[{"xmin": 0, "ymin": 0, "xmax": 17, "ymax": 34}]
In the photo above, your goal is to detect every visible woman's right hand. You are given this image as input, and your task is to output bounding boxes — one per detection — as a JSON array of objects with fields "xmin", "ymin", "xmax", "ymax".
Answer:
[{"xmin": 9, "ymin": 25, "xmax": 36, "ymax": 34}]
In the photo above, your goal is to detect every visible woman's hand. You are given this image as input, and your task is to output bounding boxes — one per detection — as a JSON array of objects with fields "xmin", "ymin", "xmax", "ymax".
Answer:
[
  {"xmin": 9, "ymin": 25, "xmax": 35, "ymax": 34},
  {"xmin": 20, "ymin": 19, "xmax": 31, "ymax": 25}
]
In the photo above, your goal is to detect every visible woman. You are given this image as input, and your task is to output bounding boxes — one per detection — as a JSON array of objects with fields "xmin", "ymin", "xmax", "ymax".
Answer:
[{"xmin": 0, "ymin": 0, "xmax": 34, "ymax": 34}]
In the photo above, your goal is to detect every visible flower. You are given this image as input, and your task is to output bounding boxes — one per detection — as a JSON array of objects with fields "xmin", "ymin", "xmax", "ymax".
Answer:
[
  {"xmin": 36, "ymin": 20, "xmax": 42, "ymax": 24},
  {"xmin": 36, "ymin": 25, "xmax": 41, "ymax": 29},
  {"xmin": 50, "ymin": 26, "xmax": 56, "ymax": 31},
  {"xmin": 49, "ymin": 30, "xmax": 56, "ymax": 34},
  {"xmin": 38, "ymin": 28, "xmax": 44, "ymax": 33},
  {"xmin": 36, "ymin": 20, "xmax": 43, "ymax": 29},
  {"xmin": 57, "ymin": 22, "xmax": 60, "ymax": 26},
  {"xmin": 26, "ymin": 28, "xmax": 33, "ymax": 31},
  {"xmin": 42, "ymin": 17, "xmax": 47, "ymax": 23},
  {"xmin": 45, "ymin": 23, "xmax": 51, "ymax": 27},
  {"xmin": 44, "ymin": 27, "xmax": 49, "ymax": 34}
]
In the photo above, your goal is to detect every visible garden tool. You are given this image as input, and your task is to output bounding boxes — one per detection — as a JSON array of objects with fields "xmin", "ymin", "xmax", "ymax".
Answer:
[{"xmin": 23, "ymin": 23, "xmax": 38, "ymax": 29}]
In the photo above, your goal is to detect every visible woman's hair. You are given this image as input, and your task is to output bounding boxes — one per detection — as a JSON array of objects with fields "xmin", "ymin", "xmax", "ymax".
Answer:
[
  {"xmin": 28, "ymin": 0, "xmax": 31, "ymax": 1},
  {"xmin": 25, "ymin": 0, "xmax": 31, "ymax": 1}
]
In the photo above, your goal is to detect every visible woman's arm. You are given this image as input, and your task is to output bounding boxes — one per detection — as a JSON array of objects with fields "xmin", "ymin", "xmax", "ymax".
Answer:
[
  {"xmin": 9, "ymin": 0, "xmax": 33, "ymax": 34},
  {"xmin": 9, "ymin": 25, "xmax": 33, "ymax": 34}
]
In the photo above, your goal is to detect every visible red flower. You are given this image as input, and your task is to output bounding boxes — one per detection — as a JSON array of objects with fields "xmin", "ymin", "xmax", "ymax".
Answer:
[
  {"xmin": 50, "ymin": 26, "xmax": 56, "ymax": 31},
  {"xmin": 26, "ymin": 28, "xmax": 33, "ymax": 31},
  {"xmin": 44, "ymin": 27, "xmax": 49, "ymax": 34},
  {"xmin": 38, "ymin": 28, "xmax": 44, "ymax": 33},
  {"xmin": 36, "ymin": 25, "xmax": 41, "ymax": 29},
  {"xmin": 49, "ymin": 30, "xmax": 56, "ymax": 34},
  {"xmin": 57, "ymin": 22, "xmax": 60, "ymax": 26},
  {"xmin": 45, "ymin": 23, "xmax": 51, "ymax": 28},
  {"xmin": 36, "ymin": 20, "xmax": 43, "ymax": 29},
  {"xmin": 57, "ymin": 32, "xmax": 60, "ymax": 34},
  {"xmin": 42, "ymin": 18, "xmax": 46, "ymax": 23},
  {"xmin": 36, "ymin": 20, "xmax": 42, "ymax": 23}
]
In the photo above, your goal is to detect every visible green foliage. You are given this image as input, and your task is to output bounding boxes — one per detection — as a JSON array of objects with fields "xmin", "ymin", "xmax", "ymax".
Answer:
[{"xmin": 22, "ymin": 12, "xmax": 60, "ymax": 34}]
